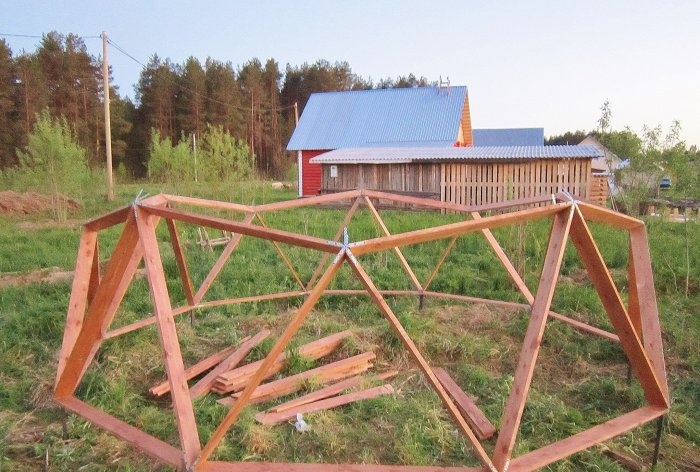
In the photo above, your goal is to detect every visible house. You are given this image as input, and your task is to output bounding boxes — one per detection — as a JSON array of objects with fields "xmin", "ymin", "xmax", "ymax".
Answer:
[
  {"xmin": 287, "ymin": 86, "xmax": 473, "ymax": 197},
  {"xmin": 310, "ymin": 145, "xmax": 602, "ymax": 206},
  {"xmin": 473, "ymin": 128, "xmax": 544, "ymax": 147},
  {"xmin": 579, "ymin": 135, "xmax": 623, "ymax": 205}
]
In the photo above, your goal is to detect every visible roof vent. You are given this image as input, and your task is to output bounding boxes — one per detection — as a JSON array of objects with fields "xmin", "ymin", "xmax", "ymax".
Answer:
[{"xmin": 438, "ymin": 76, "xmax": 451, "ymax": 95}]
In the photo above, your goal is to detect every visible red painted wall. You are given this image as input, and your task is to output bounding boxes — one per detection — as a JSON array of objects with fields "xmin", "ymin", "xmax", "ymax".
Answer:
[{"xmin": 301, "ymin": 150, "xmax": 326, "ymax": 196}]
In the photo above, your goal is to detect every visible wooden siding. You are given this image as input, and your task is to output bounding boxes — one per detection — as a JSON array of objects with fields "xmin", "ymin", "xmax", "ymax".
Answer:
[
  {"xmin": 590, "ymin": 174, "xmax": 610, "ymax": 206},
  {"xmin": 441, "ymin": 159, "xmax": 592, "ymax": 207},
  {"xmin": 301, "ymin": 150, "xmax": 325, "ymax": 196},
  {"xmin": 321, "ymin": 163, "xmax": 441, "ymax": 197}
]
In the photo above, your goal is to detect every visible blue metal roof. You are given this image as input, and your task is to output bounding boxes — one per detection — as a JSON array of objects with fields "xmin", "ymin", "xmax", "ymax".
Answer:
[
  {"xmin": 309, "ymin": 145, "xmax": 603, "ymax": 164},
  {"xmin": 287, "ymin": 86, "xmax": 468, "ymax": 150},
  {"xmin": 473, "ymin": 128, "xmax": 544, "ymax": 146}
]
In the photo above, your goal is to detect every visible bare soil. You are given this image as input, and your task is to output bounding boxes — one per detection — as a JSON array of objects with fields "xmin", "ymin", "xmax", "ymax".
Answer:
[{"xmin": 0, "ymin": 191, "xmax": 80, "ymax": 216}]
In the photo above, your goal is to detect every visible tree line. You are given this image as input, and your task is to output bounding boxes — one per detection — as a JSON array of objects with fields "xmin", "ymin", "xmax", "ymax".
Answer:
[{"xmin": 0, "ymin": 32, "xmax": 431, "ymax": 179}]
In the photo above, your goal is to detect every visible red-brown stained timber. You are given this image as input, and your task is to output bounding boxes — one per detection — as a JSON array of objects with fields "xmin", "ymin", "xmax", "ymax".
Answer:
[
  {"xmin": 433, "ymin": 367, "xmax": 496, "ymax": 440},
  {"xmin": 423, "ymin": 235, "xmax": 459, "ymax": 290},
  {"xmin": 56, "ymin": 396, "xmax": 184, "ymax": 469},
  {"xmin": 627, "ymin": 239, "xmax": 643, "ymax": 337},
  {"xmin": 363, "ymin": 196, "xmax": 423, "ymax": 291},
  {"xmin": 253, "ymin": 189, "xmax": 361, "ymax": 212},
  {"xmin": 198, "ymin": 462, "xmax": 478, "ymax": 472},
  {"xmin": 255, "ymin": 384, "xmax": 394, "ymax": 425},
  {"xmin": 193, "ymin": 212, "xmax": 255, "ymax": 305},
  {"xmin": 197, "ymin": 252, "xmax": 346, "ymax": 465},
  {"xmin": 84, "ymin": 205, "xmax": 130, "ymax": 231},
  {"xmin": 577, "ymin": 201, "xmax": 644, "ymax": 230},
  {"xmin": 346, "ymin": 254, "xmax": 496, "ymax": 472},
  {"xmin": 163, "ymin": 194, "xmax": 253, "ymax": 213},
  {"xmin": 628, "ymin": 226, "xmax": 669, "ymax": 401},
  {"xmin": 150, "ymin": 344, "xmax": 241, "ymax": 397},
  {"xmin": 493, "ymin": 208, "xmax": 574, "ymax": 471},
  {"xmin": 306, "ymin": 197, "xmax": 361, "ymax": 289},
  {"xmin": 87, "ymin": 237, "xmax": 100, "ymax": 304},
  {"xmin": 189, "ymin": 330, "xmax": 270, "ymax": 400},
  {"xmin": 136, "ymin": 206, "xmax": 202, "ymax": 465},
  {"xmin": 166, "ymin": 218, "xmax": 195, "ymax": 306},
  {"xmin": 255, "ymin": 213, "xmax": 305, "ymax": 289},
  {"xmin": 56, "ymin": 229, "xmax": 98, "ymax": 385},
  {"xmin": 349, "ymin": 203, "xmax": 570, "ymax": 256},
  {"xmin": 569, "ymin": 209, "xmax": 666, "ymax": 407},
  {"xmin": 55, "ymin": 213, "xmax": 143, "ymax": 397},
  {"xmin": 269, "ymin": 370, "xmax": 398, "ymax": 413},
  {"xmin": 507, "ymin": 406, "xmax": 667, "ymax": 472},
  {"xmin": 140, "ymin": 204, "xmax": 341, "ymax": 254}
]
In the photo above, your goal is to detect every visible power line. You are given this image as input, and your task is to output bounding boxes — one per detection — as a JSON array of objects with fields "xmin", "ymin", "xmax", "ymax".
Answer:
[{"xmin": 0, "ymin": 32, "xmax": 101, "ymax": 39}]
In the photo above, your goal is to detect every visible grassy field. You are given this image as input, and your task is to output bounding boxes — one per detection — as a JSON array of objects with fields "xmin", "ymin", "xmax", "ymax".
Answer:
[{"xmin": 0, "ymin": 181, "xmax": 698, "ymax": 471}]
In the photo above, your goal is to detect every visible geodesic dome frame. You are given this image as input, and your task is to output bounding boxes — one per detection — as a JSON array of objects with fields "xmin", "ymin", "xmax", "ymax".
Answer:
[{"xmin": 54, "ymin": 189, "xmax": 669, "ymax": 472}]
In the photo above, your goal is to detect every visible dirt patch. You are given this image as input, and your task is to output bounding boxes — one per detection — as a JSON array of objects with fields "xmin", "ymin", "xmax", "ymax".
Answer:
[
  {"xmin": 0, "ymin": 267, "xmax": 75, "ymax": 288},
  {"xmin": 0, "ymin": 191, "xmax": 80, "ymax": 216}
]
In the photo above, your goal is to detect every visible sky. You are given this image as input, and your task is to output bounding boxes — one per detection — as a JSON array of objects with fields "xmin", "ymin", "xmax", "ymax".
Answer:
[{"xmin": 2, "ymin": 0, "xmax": 699, "ymax": 146}]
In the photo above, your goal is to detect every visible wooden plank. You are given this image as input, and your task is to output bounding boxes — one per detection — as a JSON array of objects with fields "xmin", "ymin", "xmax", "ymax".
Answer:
[
  {"xmin": 55, "ymin": 229, "xmax": 98, "ymax": 385},
  {"xmin": 56, "ymin": 396, "xmax": 183, "ymax": 469},
  {"xmin": 569, "ymin": 209, "xmax": 666, "ymax": 407},
  {"xmin": 135, "ymin": 206, "xmax": 201, "ymax": 465},
  {"xmin": 199, "ymin": 462, "xmax": 476, "ymax": 472},
  {"xmin": 364, "ymin": 196, "xmax": 423, "ymax": 291},
  {"xmin": 84, "ymin": 205, "xmax": 130, "ymax": 231},
  {"xmin": 508, "ymin": 406, "xmax": 666, "ymax": 472},
  {"xmin": 626, "ymin": 239, "xmax": 643, "ymax": 336},
  {"xmin": 166, "ymin": 218, "xmax": 195, "ymax": 306},
  {"xmin": 423, "ymin": 235, "xmax": 458, "ymax": 290},
  {"xmin": 193, "ymin": 212, "xmax": 255, "ymax": 305},
  {"xmin": 212, "ymin": 330, "xmax": 352, "ymax": 393},
  {"xmin": 628, "ymin": 226, "xmax": 669, "ymax": 402},
  {"xmin": 254, "ymin": 189, "xmax": 361, "ymax": 212},
  {"xmin": 150, "ymin": 344, "xmax": 241, "ymax": 397},
  {"xmin": 198, "ymin": 253, "xmax": 346, "ymax": 463},
  {"xmin": 55, "ymin": 213, "xmax": 143, "ymax": 397},
  {"xmin": 87, "ymin": 236, "xmax": 101, "ymax": 304},
  {"xmin": 255, "ymin": 384, "xmax": 394, "ymax": 425},
  {"xmin": 493, "ymin": 208, "xmax": 574, "ymax": 471},
  {"xmin": 346, "ymin": 254, "xmax": 496, "ymax": 472},
  {"xmin": 255, "ymin": 213, "xmax": 305, "ymax": 290},
  {"xmin": 189, "ymin": 330, "xmax": 270, "ymax": 400},
  {"xmin": 220, "ymin": 352, "xmax": 375, "ymax": 406},
  {"xmin": 269, "ymin": 370, "xmax": 398, "ymax": 413},
  {"xmin": 349, "ymin": 203, "xmax": 570, "ymax": 256},
  {"xmin": 141, "ymin": 204, "xmax": 342, "ymax": 254},
  {"xmin": 195, "ymin": 291, "xmax": 306, "ymax": 311},
  {"xmin": 433, "ymin": 368, "xmax": 496, "ymax": 440},
  {"xmin": 577, "ymin": 201, "xmax": 644, "ymax": 230},
  {"xmin": 163, "ymin": 194, "xmax": 253, "ymax": 213},
  {"xmin": 307, "ymin": 197, "xmax": 361, "ymax": 289}
]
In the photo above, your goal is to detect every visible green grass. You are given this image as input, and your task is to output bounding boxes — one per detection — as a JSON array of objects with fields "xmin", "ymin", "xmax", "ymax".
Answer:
[{"xmin": 0, "ymin": 180, "xmax": 698, "ymax": 471}]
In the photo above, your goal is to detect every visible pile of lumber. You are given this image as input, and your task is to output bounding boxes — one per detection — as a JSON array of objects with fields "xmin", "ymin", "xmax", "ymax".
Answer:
[{"xmin": 148, "ymin": 329, "xmax": 396, "ymax": 424}]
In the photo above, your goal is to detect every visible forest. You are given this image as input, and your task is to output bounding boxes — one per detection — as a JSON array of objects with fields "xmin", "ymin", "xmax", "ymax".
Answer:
[{"xmin": 0, "ymin": 32, "xmax": 431, "ymax": 179}]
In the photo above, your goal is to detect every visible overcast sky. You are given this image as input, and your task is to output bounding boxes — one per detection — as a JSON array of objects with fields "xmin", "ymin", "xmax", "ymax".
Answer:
[{"xmin": 3, "ymin": 0, "xmax": 699, "ymax": 146}]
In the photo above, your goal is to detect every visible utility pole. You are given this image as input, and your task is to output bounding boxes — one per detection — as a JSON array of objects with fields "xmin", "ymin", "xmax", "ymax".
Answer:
[
  {"xmin": 102, "ymin": 31, "xmax": 114, "ymax": 201},
  {"xmin": 193, "ymin": 133, "xmax": 198, "ymax": 182},
  {"xmin": 294, "ymin": 102, "xmax": 301, "ymax": 198}
]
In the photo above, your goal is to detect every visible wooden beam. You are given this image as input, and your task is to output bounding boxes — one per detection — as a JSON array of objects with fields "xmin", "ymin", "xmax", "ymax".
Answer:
[
  {"xmin": 55, "ymin": 229, "xmax": 98, "ymax": 385},
  {"xmin": 493, "ymin": 208, "xmax": 573, "ymax": 471},
  {"xmin": 627, "ymin": 237, "xmax": 643, "ymax": 337},
  {"xmin": 349, "ymin": 203, "xmax": 570, "ymax": 256},
  {"xmin": 433, "ymin": 367, "xmax": 496, "ymax": 440},
  {"xmin": 141, "ymin": 204, "xmax": 341, "ymax": 254},
  {"xmin": 197, "ymin": 251, "xmax": 346, "ymax": 465},
  {"xmin": 346, "ymin": 254, "xmax": 496, "ymax": 472},
  {"xmin": 253, "ymin": 189, "xmax": 362, "ymax": 212},
  {"xmin": 197, "ymin": 461, "xmax": 476, "ymax": 472},
  {"xmin": 569, "ymin": 209, "xmax": 666, "ymax": 407},
  {"xmin": 507, "ymin": 406, "xmax": 666, "ymax": 472},
  {"xmin": 255, "ymin": 384, "xmax": 394, "ymax": 425},
  {"xmin": 193, "ymin": 212, "xmax": 255, "ymax": 305},
  {"xmin": 307, "ymin": 197, "xmax": 361, "ymax": 290},
  {"xmin": 423, "ymin": 235, "xmax": 458, "ymax": 290},
  {"xmin": 163, "ymin": 194, "xmax": 253, "ymax": 213},
  {"xmin": 150, "ymin": 344, "xmax": 241, "ymax": 397},
  {"xmin": 628, "ymin": 226, "xmax": 669, "ymax": 402},
  {"xmin": 255, "ymin": 213, "xmax": 305, "ymax": 290},
  {"xmin": 363, "ymin": 196, "xmax": 423, "ymax": 291},
  {"xmin": 220, "ymin": 352, "xmax": 375, "ymax": 406},
  {"xmin": 269, "ymin": 370, "xmax": 398, "ymax": 413},
  {"xmin": 84, "ymin": 205, "xmax": 130, "ymax": 231},
  {"xmin": 212, "ymin": 330, "xmax": 353, "ymax": 394},
  {"xmin": 56, "ymin": 395, "xmax": 184, "ymax": 469},
  {"xmin": 88, "ymin": 236, "xmax": 101, "ymax": 304},
  {"xmin": 577, "ymin": 201, "xmax": 644, "ymax": 230},
  {"xmin": 189, "ymin": 330, "xmax": 270, "ymax": 400},
  {"xmin": 55, "ymin": 213, "xmax": 143, "ymax": 397},
  {"xmin": 135, "ymin": 207, "xmax": 201, "ymax": 466},
  {"xmin": 166, "ymin": 218, "xmax": 195, "ymax": 306},
  {"xmin": 195, "ymin": 291, "xmax": 306, "ymax": 311}
]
